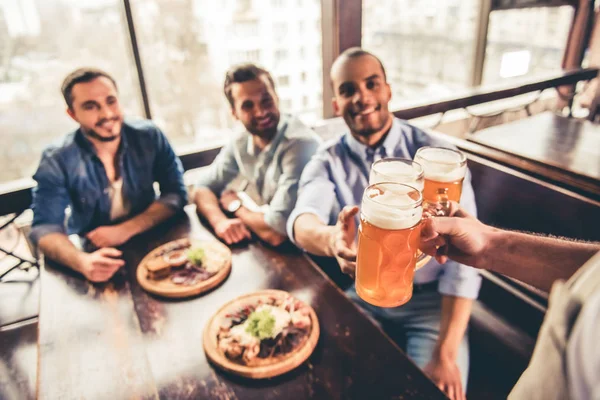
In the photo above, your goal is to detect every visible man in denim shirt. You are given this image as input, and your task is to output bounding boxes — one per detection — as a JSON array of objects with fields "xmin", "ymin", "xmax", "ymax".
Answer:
[
  {"xmin": 288, "ymin": 49, "xmax": 481, "ymax": 400},
  {"xmin": 194, "ymin": 64, "xmax": 320, "ymax": 247},
  {"xmin": 30, "ymin": 68, "xmax": 187, "ymax": 282}
]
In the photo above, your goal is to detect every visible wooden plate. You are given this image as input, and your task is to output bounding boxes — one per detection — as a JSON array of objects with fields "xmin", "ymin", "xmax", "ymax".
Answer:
[
  {"xmin": 203, "ymin": 289, "xmax": 320, "ymax": 379},
  {"xmin": 137, "ymin": 238, "xmax": 232, "ymax": 299}
]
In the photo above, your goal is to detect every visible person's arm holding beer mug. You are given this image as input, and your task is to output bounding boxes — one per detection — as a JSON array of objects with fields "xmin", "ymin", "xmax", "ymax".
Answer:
[
  {"xmin": 393, "ymin": 147, "xmax": 477, "ymax": 400},
  {"xmin": 289, "ymin": 178, "xmax": 360, "ymax": 277},
  {"xmin": 289, "ymin": 147, "xmax": 479, "ymax": 400},
  {"xmin": 354, "ymin": 181, "xmax": 476, "ymax": 400},
  {"xmin": 425, "ymin": 182, "xmax": 479, "ymax": 400},
  {"xmin": 420, "ymin": 203, "xmax": 600, "ymax": 400},
  {"xmin": 420, "ymin": 201, "xmax": 600, "ymax": 291}
]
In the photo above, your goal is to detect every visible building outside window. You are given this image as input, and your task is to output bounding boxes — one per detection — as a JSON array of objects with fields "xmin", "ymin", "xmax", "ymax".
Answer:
[
  {"xmin": 363, "ymin": 0, "xmax": 573, "ymax": 109},
  {"xmin": 482, "ymin": 6, "xmax": 573, "ymax": 84},
  {"xmin": 0, "ymin": 0, "xmax": 323, "ymax": 184},
  {"xmin": 0, "ymin": 0, "xmax": 142, "ymax": 184},
  {"xmin": 277, "ymin": 75, "xmax": 290, "ymax": 87}
]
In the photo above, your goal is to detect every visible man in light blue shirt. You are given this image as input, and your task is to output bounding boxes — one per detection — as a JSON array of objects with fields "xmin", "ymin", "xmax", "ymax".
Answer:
[
  {"xmin": 287, "ymin": 48, "xmax": 481, "ymax": 400},
  {"xmin": 195, "ymin": 64, "xmax": 320, "ymax": 247}
]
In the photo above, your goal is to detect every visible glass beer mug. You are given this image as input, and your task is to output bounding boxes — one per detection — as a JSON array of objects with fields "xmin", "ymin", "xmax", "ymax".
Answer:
[
  {"xmin": 356, "ymin": 182, "xmax": 423, "ymax": 308},
  {"xmin": 369, "ymin": 158, "xmax": 424, "ymax": 191},
  {"xmin": 414, "ymin": 147, "xmax": 466, "ymax": 213}
]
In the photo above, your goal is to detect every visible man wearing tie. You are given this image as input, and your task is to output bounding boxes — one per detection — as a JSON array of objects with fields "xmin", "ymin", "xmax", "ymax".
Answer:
[{"xmin": 287, "ymin": 48, "xmax": 481, "ymax": 400}]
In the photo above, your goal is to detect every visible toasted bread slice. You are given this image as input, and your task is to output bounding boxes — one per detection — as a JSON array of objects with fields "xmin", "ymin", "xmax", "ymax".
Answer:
[{"xmin": 146, "ymin": 257, "xmax": 171, "ymax": 280}]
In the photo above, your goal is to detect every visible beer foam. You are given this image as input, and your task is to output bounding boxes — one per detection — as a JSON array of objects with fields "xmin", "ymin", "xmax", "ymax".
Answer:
[
  {"xmin": 361, "ymin": 186, "xmax": 422, "ymax": 230},
  {"xmin": 422, "ymin": 164, "xmax": 466, "ymax": 183},
  {"xmin": 416, "ymin": 149, "xmax": 466, "ymax": 183},
  {"xmin": 370, "ymin": 160, "xmax": 424, "ymax": 190}
]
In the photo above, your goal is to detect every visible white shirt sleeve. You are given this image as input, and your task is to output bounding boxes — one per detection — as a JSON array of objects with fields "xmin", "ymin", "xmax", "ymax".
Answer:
[
  {"xmin": 286, "ymin": 154, "xmax": 336, "ymax": 246},
  {"xmin": 566, "ymin": 289, "xmax": 600, "ymax": 400}
]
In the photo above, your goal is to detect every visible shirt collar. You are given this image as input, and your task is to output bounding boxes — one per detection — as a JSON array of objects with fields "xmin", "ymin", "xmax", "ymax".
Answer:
[
  {"xmin": 344, "ymin": 117, "xmax": 402, "ymax": 163},
  {"xmin": 246, "ymin": 114, "xmax": 288, "ymax": 157},
  {"xmin": 74, "ymin": 123, "xmax": 128, "ymax": 157}
]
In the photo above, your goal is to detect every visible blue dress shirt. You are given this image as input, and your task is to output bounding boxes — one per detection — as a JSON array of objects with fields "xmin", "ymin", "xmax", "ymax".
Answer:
[{"xmin": 287, "ymin": 118, "xmax": 481, "ymax": 299}]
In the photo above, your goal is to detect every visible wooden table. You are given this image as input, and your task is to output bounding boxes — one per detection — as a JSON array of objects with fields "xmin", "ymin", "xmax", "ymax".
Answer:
[
  {"xmin": 37, "ymin": 206, "xmax": 445, "ymax": 400},
  {"xmin": 468, "ymin": 111, "xmax": 600, "ymax": 193}
]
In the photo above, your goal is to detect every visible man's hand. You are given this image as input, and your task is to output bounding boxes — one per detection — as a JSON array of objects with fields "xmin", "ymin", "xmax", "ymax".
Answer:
[
  {"xmin": 423, "ymin": 355, "xmax": 465, "ymax": 400},
  {"xmin": 329, "ymin": 206, "xmax": 359, "ymax": 278},
  {"xmin": 76, "ymin": 248, "xmax": 125, "ymax": 282},
  {"xmin": 219, "ymin": 190, "xmax": 240, "ymax": 211},
  {"xmin": 214, "ymin": 218, "xmax": 251, "ymax": 245},
  {"xmin": 420, "ymin": 201, "xmax": 491, "ymax": 268},
  {"xmin": 86, "ymin": 225, "xmax": 134, "ymax": 248}
]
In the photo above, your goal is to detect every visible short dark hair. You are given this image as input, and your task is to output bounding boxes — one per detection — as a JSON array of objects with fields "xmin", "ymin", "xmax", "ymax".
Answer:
[
  {"xmin": 223, "ymin": 63, "xmax": 276, "ymax": 108},
  {"xmin": 331, "ymin": 47, "xmax": 387, "ymax": 82},
  {"xmin": 61, "ymin": 68, "xmax": 118, "ymax": 109}
]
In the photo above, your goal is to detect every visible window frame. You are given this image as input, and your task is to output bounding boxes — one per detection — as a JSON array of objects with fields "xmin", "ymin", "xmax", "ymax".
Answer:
[{"xmin": 0, "ymin": 0, "xmax": 593, "ymax": 203}]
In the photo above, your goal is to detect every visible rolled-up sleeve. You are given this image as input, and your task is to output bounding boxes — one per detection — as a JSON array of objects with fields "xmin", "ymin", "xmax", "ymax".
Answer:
[
  {"xmin": 194, "ymin": 142, "xmax": 239, "ymax": 196},
  {"xmin": 286, "ymin": 153, "xmax": 337, "ymax": 247},
  {"xmin": 30, "ymin": 151, "xmax": 70, "ymax": 245},
  {"xmin": 262, "ymin": 137, "xmax": 320, "ymax": 235},
  {"xmin": 153, "ymin": 129, "xmax": 188, "ymax": 210},
  {"xmin": 437, "ymin": 168, "xmax": 482, "ymax": 299}
]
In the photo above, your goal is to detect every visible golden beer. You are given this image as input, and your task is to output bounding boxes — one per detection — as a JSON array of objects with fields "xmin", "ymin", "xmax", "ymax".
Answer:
[
  {"xmin": 369, "ymin": 158, "xmax": 424, "ymax": 191},
  {"xmin": 414, "ymin": 147, "xmax": 467, "ymax": 206},
  {"xmin": 356, "ymin": 183, "xmax": 423, "ymax": 307},
  {"xmin": 422, "ymin": 177, "xmax": 463, "ymax": 204}
]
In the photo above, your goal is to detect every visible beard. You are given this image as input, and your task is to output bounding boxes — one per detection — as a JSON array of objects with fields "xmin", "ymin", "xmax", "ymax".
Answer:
[
  {"xmin": 346, "ymin": 107, "xmax": 391, "ymax": 138},
  {"xmin": 83, "ymin": 117, "xmax": 121, "ymax": 142},
  {"xmin": 84, "ymin": 128, "xmax": 120, "ymax": 142},
  {"xmin": 248, "ymin": 124, "xmax": 278, "ymax": 141},
  {"xmin": 246, "ymin": 113, "xmax": 280, "ymax": 141}
]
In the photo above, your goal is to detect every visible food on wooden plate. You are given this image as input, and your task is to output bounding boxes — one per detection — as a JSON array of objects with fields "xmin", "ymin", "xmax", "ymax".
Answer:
[
  {"xmin": 217, "ymin": 294, "xmax": 312, "ymax": 366},
  {"xmin": 146, "ymin": 257, "xmax": 172, "ymax": 280},
  {"xmin": 146, "ymin": 240, "xmax": 221, "ymax": 286},
  {"xmin": 164, "ymin": 249, "xmax": 188, "ymax": 268}
]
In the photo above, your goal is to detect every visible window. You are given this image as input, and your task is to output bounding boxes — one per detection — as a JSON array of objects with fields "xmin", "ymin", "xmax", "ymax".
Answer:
[
  {"xmin": 281, "ymin": 98, "xmax": 292, "ymax": 110},
  {"xmin": 0, "ymin": 0, "xmax": 142, "ymax": 184},
  {"xmin": 301, "ymin": 72, "xmax": 307, "ymax": 82},
  {"xmin": 362, "ymin": 0, "xmax": 479, "ymax": 109},
  {"xmin": 230, "ymin": 50, "xmax": 261, "ymax": 64},
  {"xmin": 131, "ymin": 0, "xmax": 323, "ymax": 152},
  {"xmin": 234, "ymin": 21, "xmax": 259, "ymax": 37},
  {"xmin": 303, "ymin": 96, "xmax": 309, "ymax": 107},
  {"xmin": 482, "ymin": 6, "xmax": 574, "ymax": 84},
  {"xmin": 274, "ymin": 23, "xmax": 287, "ymax": 37},
  {"xmin": 277, "ymin": 75, "xmax": 290, "ymax": 87},
  {"xmin": 275, "ymin": 49, "xmax": 289, "ymax": 63},
  {"xmin": 1, "ymin": 0, "xmax": 326, "ymax": 185},
  {"xmin": 236, "ymin": 0, "xmax": 252, "ymax": 13}
]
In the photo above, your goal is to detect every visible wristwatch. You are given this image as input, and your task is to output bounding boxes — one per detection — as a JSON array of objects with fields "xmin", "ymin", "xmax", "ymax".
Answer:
[{"xmin": 227, "ymin": 199, "xmax": 242, "ymax": 213}]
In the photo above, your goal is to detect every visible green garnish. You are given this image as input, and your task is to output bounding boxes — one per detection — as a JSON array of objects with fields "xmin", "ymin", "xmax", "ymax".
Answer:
[
  {"xmin": 187, "ymin": 247, "xmax": 205, "ymax": 266},
  {"xmin": 245, "ymin": 309, "xmax": 276, "ymax": 340}
]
